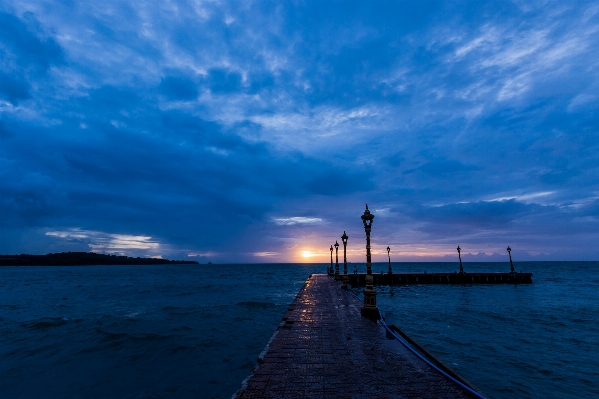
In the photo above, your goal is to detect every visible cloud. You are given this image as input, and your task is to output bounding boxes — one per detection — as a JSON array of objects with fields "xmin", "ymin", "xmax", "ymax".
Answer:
[
  {"xmin": 420, "ymin": 199, "xmax": 539, "ymax": 225},
  {"xmin": 205, "ymin": 68, "xmax": 243, "ymax": 93},
  {"xmin": 159, "ymin": 76, "xmax": 199, "ymax": 100},
  {"xmin": 46, "ymin": 228, "xmax": 160, "ymax": 253},
  {"xmin": 568, "ymin": 94, "xmax": 598, "ymax": 111},
  {"xmin": 0, "ymin": 11, "xmax": 65, "ymax": 106},
  {"xmin": 252, "ymin": 251, "xmax": 278, "ymax": 257},
  {"xmin": 0, "ymin": 73, "xmax": 31, "ymax": 104},
  {"xmin": 187, "ymin": 251, "xmax": 218, "ymax": 258},
  {"xmin": 0, "ymin": 121, "xmax": 12, "ymax": 138},
  {"xmin": 406, "ymin": 159, "xmax": 478, "ymax": 176},
  {"xmin": 273, "ymin": 217, "xmax": 323, "ymax": 226},
  {"xmin": 0, "ymin": 11, "xmax": 64, "ymax": 71}
]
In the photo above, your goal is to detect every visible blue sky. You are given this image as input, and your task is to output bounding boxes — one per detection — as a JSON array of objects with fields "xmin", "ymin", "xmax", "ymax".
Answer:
[{"xmin": 1, "ymin": 1, "xmax": 598, "ymax": 263}]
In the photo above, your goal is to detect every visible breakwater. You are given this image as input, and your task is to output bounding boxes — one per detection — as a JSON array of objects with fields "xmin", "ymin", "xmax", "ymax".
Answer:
[{"xmin": 346, "ymin": 271, "xmax": 533, "ymax": 285}]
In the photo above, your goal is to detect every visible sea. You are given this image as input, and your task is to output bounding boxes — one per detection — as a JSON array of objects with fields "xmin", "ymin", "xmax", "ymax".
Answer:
[{"xmin": 0, "ymin": 262, "xmax": 597, "ymax": 399}]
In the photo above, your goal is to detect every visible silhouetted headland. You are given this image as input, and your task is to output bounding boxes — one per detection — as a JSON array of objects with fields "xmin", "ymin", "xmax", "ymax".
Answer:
[{"xmin": 0, "ymin": 252, "xmax": 198, "ymax": 266}]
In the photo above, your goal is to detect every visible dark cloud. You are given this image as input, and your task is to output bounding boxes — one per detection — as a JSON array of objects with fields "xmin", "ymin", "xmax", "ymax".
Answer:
[
  {"xmin": 159, "ymin": 76, "xmax": 198, "ymax": 101},
  {"xmin": 415, "ymin": 199, "xmax": 541, "ymax": 226},
  {"xmin": 383, "ymin": 153, "xmax": 404, "ymax": 168},
  {"xmin": 537, "ymin": 168, "xmax": 579, "ymax": 185},
  {"xmin": 205, "ymin": 68, "xmax": 243, "ymax": 93},
  {"xmin": 0, "ymin": 120, "xmax": 14, "ymax": 138},
  {"xmin": 0, "ymin": 12, "xmax": 64, "ymax": 71},
  {"xmin": 0, "ymin": 12, "xmax": 63, "ymax": 104},
  {"xmin": 405, "ymin": 159, "xmax": 479, "ymax": 176},
  {"xmin": 247, "ymin": 72, "xmax": 275, "ymax": 94},
  {"xmin": 304, "ymin": 168, "xmax": 374, "ymax": 196},
  {"xmin": 0, "ymin": 72, "xmax": 31, "ymax": 104},
  {"xmin": 79, "ymin": 85, "xmax": 141, "ymax": 115},
  {"xmin": 0, "ymin": 171, "xmax": 64, "ymax": 227}
]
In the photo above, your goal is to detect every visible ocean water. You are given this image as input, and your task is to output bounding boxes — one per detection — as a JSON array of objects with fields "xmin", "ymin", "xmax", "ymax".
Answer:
[
  {"xmin": 0, "ymin": 262, "xmax": 597, "ymax": 399},
  {"xmin": 360, "ymin": 261, "xmax": 599, "ymax": 399}
]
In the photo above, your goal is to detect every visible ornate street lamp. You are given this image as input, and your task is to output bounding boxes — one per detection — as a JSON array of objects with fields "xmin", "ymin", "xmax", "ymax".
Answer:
[
  {"xmin": 341, "ymin": 231, "xmax": 349, "ymax": 289},
  {"xmin": 387, "ymin": 246, "xmax": 392, "ymax": 275},
  {"xmin": 334, "ymin": 241, "xmax": 340, "ymax": 280},
  {"xmin": 457, "ymin": 245, "xmax": 464, "ymax": 274},
  {"xmin": 329, "ymin": 245, "xmax": 333, "ymax": 276},
  {"xmin": 507, "ymin": 246, "xmax": 515, "ymax": 273},
  {"xmin": 361, "ymin": 204, "xmax": 379, "ymax": 320}
]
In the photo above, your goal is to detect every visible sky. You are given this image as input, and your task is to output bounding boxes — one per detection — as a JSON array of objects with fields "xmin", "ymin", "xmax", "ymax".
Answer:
[{"xmin": 1, "ymin": 1, "xmax": 598, "ymax": 263}]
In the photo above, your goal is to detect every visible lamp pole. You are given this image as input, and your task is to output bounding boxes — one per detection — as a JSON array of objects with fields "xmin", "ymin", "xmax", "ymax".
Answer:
[
  {"xmin": 457, "ymin": 245, "xmax": 464, "ymax": 274},
  {"xmin": 361, "ymin": 204, "xmax": 379, "ymax": 320},
  {"xmin": 334, "ymin": 241, "xmax": 340, "ymax": 280},
  {"xmin": 329, "ymin": 245, "xmax": 333, "ymax": 276},
  {"xmin": 341, "ymin": 231, "xmax": 349, "ymax": 289},
  {"xmin": 507, "ymin": 246, "xmax": 515, "ymax": 273},
  {"xmin": 387, "ymin": 246, "xmax": 392, "ymax": 275}
]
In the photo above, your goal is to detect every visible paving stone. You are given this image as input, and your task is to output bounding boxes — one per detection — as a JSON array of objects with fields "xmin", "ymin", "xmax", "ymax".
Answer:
[{"xmin": 234, "ymin": 274, "xmax": 477, "ymax": 399}]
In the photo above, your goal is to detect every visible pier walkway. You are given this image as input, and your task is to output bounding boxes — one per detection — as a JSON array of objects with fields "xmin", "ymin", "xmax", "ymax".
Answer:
[{"xmin": 234, "ymin": 274, "xmax": 478, "ymax": 399}]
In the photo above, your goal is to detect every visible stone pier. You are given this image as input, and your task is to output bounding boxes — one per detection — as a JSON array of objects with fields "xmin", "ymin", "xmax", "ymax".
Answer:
[{"xmin": 233, "ymin": 274, "xmax": 481, "ymax": 399}]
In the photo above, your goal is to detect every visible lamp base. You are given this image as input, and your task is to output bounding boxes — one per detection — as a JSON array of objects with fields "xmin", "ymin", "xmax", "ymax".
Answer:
[{"xmin": 360, "ymin": 305, "xmax": 380, "ymax": 321}]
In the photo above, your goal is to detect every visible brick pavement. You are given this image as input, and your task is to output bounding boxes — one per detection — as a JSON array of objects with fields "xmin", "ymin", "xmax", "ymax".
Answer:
[{"xmin": 233, "ymin": 274, "xmax": 477, "ymax": 399}]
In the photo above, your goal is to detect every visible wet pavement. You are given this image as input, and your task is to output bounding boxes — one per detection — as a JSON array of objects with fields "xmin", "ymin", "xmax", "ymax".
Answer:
[{"xmin": 234, "ymin": 274, "xmax": 475, "ymax": 399}]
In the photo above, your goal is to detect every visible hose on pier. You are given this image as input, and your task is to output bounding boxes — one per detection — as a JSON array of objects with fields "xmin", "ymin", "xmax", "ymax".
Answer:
[{"xmin": 340, "ymin": 284, "xmax": 488, "ymax": 399}]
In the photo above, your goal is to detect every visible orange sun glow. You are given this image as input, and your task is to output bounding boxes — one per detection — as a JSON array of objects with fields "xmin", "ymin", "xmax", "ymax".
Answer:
[{"xmin": 301, "ymin": 250, "xmax": 315, "ymax": 258}]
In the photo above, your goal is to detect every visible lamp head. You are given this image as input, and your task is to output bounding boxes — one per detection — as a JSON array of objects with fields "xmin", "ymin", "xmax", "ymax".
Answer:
[
  {"xmin": 387, "ymin": 246, "xmax": 390, "ymax": 254},
  {"xmin": 507, "ymin": 246, "xmax": 511, "ymax": 254},
  {"xmin": 334, "ymin": 240, "xmax": 339, "ymax": 249},
  {"xmin": 330, "ymin": 245, "xmax": 333, "ymax": 253},
  {"xmin": 361, "ymin": 204, "xmax": 374, "ymax": 228},
  {"xmin": 457, "ymin": 245, "xmax": 461, "ymax": 253},
  {"xmin": 341, "ymin": 231, "xmax": 348, "ymax": 244}
]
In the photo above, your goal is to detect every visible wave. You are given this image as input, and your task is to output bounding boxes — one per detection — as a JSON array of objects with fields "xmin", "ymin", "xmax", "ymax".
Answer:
[
  {"xmin": 236, "ymin": 301, "xmax": 277, "ymax": 309},
  {"xmin": 170, "ymin": 325, "xmax": 193, "ymax": 332},
  {"xmin": 162, "ymin": 305, "xmax": 204, "ymax": 316},
  {"xmin": 21, "ymin": 317, "xmax": 69, "ymax": 330},
  {"xmin": 170, "ymin": 345, "xmax": 191, "ymax": 354},
  {"xmin": 95, "ymin": 328, "xmax": 172, "ymax": 344}
]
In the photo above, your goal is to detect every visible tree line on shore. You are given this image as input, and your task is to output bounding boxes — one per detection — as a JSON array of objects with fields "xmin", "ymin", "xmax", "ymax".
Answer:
[{"xmin": 0, "ymin": 252, "xmax": 199, "ymax": 266}]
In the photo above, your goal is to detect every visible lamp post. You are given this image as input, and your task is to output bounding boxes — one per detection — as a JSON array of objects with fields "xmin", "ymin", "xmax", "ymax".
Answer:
[
  {"xmin": 507, "ymin": 246, "xmax": 515, "ymax": 273},
  {"xmin": 341, "ymin": 231, "xmax": 349, "ymax": 289},
  {"xmin": 457, "ymin": 245, "xmax": 464, "ymax": 274},
  {"xmin": 334, "ymin": 241, "xmax": 340, "ymax": 280},
  {"xmin": 329, "ymin": 245, "xmax": 333, "ymax": 276},
  {"xmin": 361, "ymin": 204, "xmax": 379, "ymax": 320},
  {"xmin": 387, "ymin": 246, "xmax": 392, "ymax": 275}
]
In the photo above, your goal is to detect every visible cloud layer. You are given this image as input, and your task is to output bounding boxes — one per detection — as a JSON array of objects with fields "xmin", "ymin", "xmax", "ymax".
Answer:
[{"xmin": 1, "ymin": 1, "xmax": 598, "ymax": 262}]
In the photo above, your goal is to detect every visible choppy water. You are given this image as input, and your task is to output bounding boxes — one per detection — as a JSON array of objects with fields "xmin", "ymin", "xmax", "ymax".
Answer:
[{"xmin": 1, "ymin": 262, "xmax": 598, "ymax": 399}]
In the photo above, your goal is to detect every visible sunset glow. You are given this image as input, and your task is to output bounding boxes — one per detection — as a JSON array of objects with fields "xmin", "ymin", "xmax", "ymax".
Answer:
[{"xmin": 301, "ymin": 250, "xmax": 315, "ymax": 258}]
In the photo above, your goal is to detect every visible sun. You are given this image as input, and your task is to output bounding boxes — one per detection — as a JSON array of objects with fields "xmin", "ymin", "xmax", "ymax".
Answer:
[{"xmin": 301, "ymin": 250, "xmax": 315, "ymax": 258}]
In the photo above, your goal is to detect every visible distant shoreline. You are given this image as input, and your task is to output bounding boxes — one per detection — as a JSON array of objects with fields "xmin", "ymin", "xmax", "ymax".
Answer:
[{"xmin": 0, "ymin": 252, "xmax": 198, "ymax": 266}]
